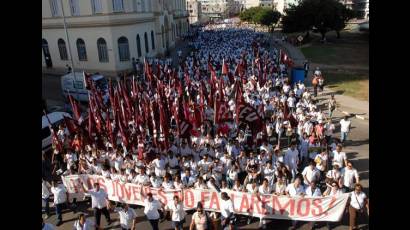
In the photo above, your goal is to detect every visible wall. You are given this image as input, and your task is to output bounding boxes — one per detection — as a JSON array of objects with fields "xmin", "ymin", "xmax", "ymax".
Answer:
[{"xmin": 42, "ymin": 21, "xmax": 160, "ymax": 73}]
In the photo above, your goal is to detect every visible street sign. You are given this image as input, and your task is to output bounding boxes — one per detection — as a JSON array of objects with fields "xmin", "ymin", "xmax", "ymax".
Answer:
[{"xmin": 297, "ymin": 35, "xmax": 303, "ymax": 42}]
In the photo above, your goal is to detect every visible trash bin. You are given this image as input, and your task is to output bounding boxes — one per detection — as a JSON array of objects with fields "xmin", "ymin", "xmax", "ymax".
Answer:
[{"xmin": 291, "ymin": 67, "xmax": 305, "ymax": 85}]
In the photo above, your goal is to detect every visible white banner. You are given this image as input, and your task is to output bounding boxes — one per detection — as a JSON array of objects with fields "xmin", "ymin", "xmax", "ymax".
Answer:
[{"xmin": 62, "ymin": 174, "xmax": 349, "ymax": 222}]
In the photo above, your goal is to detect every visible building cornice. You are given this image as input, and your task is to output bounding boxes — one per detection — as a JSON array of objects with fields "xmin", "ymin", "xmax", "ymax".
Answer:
[{"xmin": 43, "ymin": 17, "xmax": 156, "ymax": 29}]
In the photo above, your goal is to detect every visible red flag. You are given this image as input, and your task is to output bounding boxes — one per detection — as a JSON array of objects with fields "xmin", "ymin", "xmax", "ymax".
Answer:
[
  {"xmin": 222, "ymin": 58, "xmax": 228, "ymax": 75},
  {"xmin": 178, "ymin": 119, "xmax": 193, "ymax": 138},
  {"xmin": 237, "ymin": 103, "xmax": 263, "ymax": 136},
  {"xmin": 87, "ymin": 107, "xmax": 95, "ymax": 142},
  {"xmin": 63, "ymin": 115, "xmax": 78, "ymax": 134},
  {"xmin": 68, "ymin": 94, "xmax": 81, "ymax": 121},
  {"xmin": 105, "ymin": 112, "xmax": 116, "ymax": 148},
  {"xmin": 44, "ymin": 111, "xmax": 63, "ymax": 152},
  {"xmin": 116, "ymin": 111, "xmax": 129, "ymax": 147},
  {"xmin": 158, "ymin": 98, "xmax": 170, "ymax": 150},
  {"xmin": 131, "ymin": 76, "xmax": 138, "ymax": 101}
]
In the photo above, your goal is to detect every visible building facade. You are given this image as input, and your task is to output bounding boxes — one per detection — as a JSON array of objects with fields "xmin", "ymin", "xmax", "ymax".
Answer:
[
  {"xmin": 198, "ymin": 0, "xmax": 239, "ymax": 20},
  {"xmin": 339, "ymin": 0, "xmax": 354, "ymax": 9},
  {"xmin": 353, "ymin": 0, "xmax": 369, "ymax": 19},
  {"xmin": 42, "ymin": 0, "xmax": 189, "ymax": 76},
  {"xmin": 186, "ymin": 0, "xmax": 204, "ymax": 24}
]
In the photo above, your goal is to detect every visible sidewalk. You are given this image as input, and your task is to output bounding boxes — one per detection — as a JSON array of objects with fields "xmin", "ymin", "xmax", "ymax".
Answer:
[
  {"xmin": 271, "ymin": 32, "xmax": 306, "ymax": 67},
  {"xmin": 270, "ymin": 33, "xmax": 369, "ymax": 120},
  {"xmin": 317, "ymin": 88, "xmax": 369, "ymax": 120}
]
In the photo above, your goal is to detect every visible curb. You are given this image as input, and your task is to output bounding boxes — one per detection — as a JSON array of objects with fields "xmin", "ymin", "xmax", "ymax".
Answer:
[{"xmin": 337, "ymin": 109, "xmax": 368, "ymax": 120}]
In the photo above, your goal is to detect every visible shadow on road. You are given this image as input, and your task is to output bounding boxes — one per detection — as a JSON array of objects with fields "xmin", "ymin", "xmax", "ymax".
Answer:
[{"xmin": 347, "ymin": 139, "xmax": 369, "ymax": 147}]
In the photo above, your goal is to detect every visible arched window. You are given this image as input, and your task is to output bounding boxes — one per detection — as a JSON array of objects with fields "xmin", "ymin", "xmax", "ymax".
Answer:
[
  {"xmin": 50, "ymin": 0, "xmax": 60, "ymax": 16},
  {"xmin": 144, "ymin": 32, "xmax": 149, "ymax": 53},
  {"xmin": 141, "ymin": 0, "xmax": 145, "ymax": 12},
  {"xmin": 58, "ymin": 38, "xmax": 68, "ymax": 60},
  {"xmin": 69, "ymin": 0, "xmax": 80, "ymax": 16},
  {"xmin": 118, "ymin": 36, "xmax": 130, "ymax": 61},
  {"xmin": 91, "ymin": 0, "xmax": 103, "ymax": 14},
  {"xmin": 161, "ymin": 26, "xmax": 165, "ymax": 48},
  {"xmin": 151, "ymin": 30, "xmax": 155, "ymax": 50},
  {"xmin": 97, "ymin": 38, "xmax": 109, "ymax": 62},
  {"xmin": 136, "ymin": 34, "xmax": 142, "ymax": 57},
  {"xmin": 42, "ymin": 39, "xmax": 50, "ymax": 56},
  {"xmin": 113, "ymin": 0, "xmax": 124, "ymax": 12},
  {"xmin": 147, "ymin": 0, "xmax": 151, "ymax": 11},
  {"xmin": 76, "ymin": 38, "xmax": 87, "ymax": 61}
]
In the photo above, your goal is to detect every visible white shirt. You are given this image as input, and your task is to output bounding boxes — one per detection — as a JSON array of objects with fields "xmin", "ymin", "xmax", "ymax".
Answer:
[
  {"xmin": 350, "ymin": 191, "xmax": 367, "ymax": 210},
  {"xmin": 162, "ymin": 180, "xmax": 175, "ymax": 190},
  {"xmin": 332, "ymin": 151, "xmax": 346, "ymax": 167},
  {"xmin": 114, "ymin": 207, "xmax": 137, "ymax": 229},
  {"xmin": 301, "ymin": 166, "xmax": 320, "ymax": 185},
  {"xmin": 315, "ymin": 154, "xmax": 328, "ymax": 171},
  {"xmin": 342, "ymin": 167, "xmax": 359, "ymax": 188},
  {"xmin": 284, "ymin": 148, "xmax": 299, "ymax": 170},
  {"xmin": 144, "ymin": 199, "xmax": 162, "ymax": 220},
  {"xmin": 73, "ymin": 219, "xmax": 94, "ymax": 230},
  {"xmin": 324, "ymin": 123, "xmax": 335, "ymax": 136},
  {"xmin": 326, "ymin": 169, "xmax": 342, "ymax": 181},
  {"xmin": 305, "ymin": 186, "xmax": 322, "ymax": 197},
  {"xmin": 51, "ymin": 184, "xmax": 67, "ymax": 205},
  {"xmin": 286, "ymin": 183, "xmax": 305, "ymax": 197},
  {"xmin": 339, "ymin": 119, "xmax": 351, "ymax": 133},
  {"xmin": 87, "ymin": 189, "xmax": 108, "ymax": 209},
  {"xmin": 168, "ymin": 202, "xmax": 186, "ymax": 221},
  {"xmin": 42, "ymin": 181, "xmax": 51, "ymax": 199},
  {"xmin": 135, "ymin": 174, "xmax": 150, "ymax": 185},
  {"xmin": 221, "ymin": 199, "xmax": 234, "ymax": 218},
  {"xmin": 287, "ymin": 97, "xmax": 296, "ymax": 108},
  {"xmin": 66, "ymin": 153, "xmax": 77, "ymax": 169},
  {"xmin": 258, "ymin": 185, "xmax": 272, "ymax": 195},
  {"xmin": 198, "ymin": 159, "xmax": 212, "ymax": 172},
  {"xmin": 167, "ymin": 157, "xmax": 179, "ymax": 168}
]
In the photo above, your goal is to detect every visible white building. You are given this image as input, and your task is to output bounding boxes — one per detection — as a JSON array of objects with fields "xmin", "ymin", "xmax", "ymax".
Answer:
[
  {"xmin": 354, "ymin": 0, "xmax": 369, "ymax": 19},
  {"xmin": 241, "ymin": 0, "xmax": 259, "ymax": 9},
  {"xmin": 198, "ymin": 0, "xmax": 239, "ymax": 20},
  {"xmin": 241, "ymin": 0, "xmax": 281, "ymax": 10},
  {"xmin": 42, "ymin": 0, "xmax": 189, "ymax": 77},
  {"xmin": 272, "ymin": 0, "xmax": 299, "ymax": 15},
  {"xmin": 339, "ymin": 0, "xmax": 354, "ymax": 9},
  {"xmin": 186, "ymin": 0, "xmax": 205, "ymax": 24}
]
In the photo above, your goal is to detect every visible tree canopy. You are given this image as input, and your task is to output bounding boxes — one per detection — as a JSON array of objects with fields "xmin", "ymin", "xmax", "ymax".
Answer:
[
  {"xmin": 239, "ymin": 7, "xmax": 281, "ymax": 31},
  {"xmin": 282, "ymin": 0, "xmax": 355, "ymax": 39}
]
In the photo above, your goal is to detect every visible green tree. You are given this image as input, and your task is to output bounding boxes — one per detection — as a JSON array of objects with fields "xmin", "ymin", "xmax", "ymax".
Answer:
[
  {"xmin": 240, "ymin": 7, "xmax": 281, "ymax": 32},
  {"xmin": 282, "ymin": 0, "xmax": 355, "ymax": 40},
  {"xmin": 254, "ymin": 8, "xmax": 281, "ymax": 32}
]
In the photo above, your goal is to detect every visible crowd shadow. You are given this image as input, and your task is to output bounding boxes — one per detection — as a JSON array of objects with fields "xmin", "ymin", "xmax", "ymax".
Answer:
[{"xmin": 347, "ymin": 139, "xmax": 369, "ymax": 147}]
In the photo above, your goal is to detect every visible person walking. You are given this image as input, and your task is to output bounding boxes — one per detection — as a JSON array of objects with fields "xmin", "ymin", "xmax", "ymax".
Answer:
[
  {"xmin": 42, "ymin": 179, "xmax": 51, "ymax": 219},
  {"xmin": 50, "ymin": 181, "xmax": 69, "ymax": 226},
  {"xmin": 349, "ymin": 184, "xmax": 369, "ymax": 230},
  {"xmin": 190, "ymin": 202, "xmax": 211, "ymax": 230},
  {"xmin": 79, "ymin": 182, "xmax": 112, "ymax": 230},
  {"xmin": 220, "ymin": 192, "xmax": 235, "ymax": 230},
  {"xmin": 339, "ymin": 116, "xmax": 351, "ymax": 144},
  {"xmin": 141, "ymin": 190, "xmax": 165, "ymax": 230},
  {"xmin": 328, "ymin": 95, "xmax": 337, "ymax": 118},
  {"xmin": 168, "ymin": 195, "xmax": 186, "ymax": 230},
  {"xmin": 303, "ymin": 60, "xmax": 309, "ymax": 78},
  {"xmin": 113, "ymin": 203, "xmax": 138, "ymax": 230}
]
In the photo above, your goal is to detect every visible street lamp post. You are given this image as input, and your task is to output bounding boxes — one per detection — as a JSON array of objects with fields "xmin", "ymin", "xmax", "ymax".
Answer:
[{"xmin": 60, "ymin": 0, "xmax": 77, "ymax": 81}]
